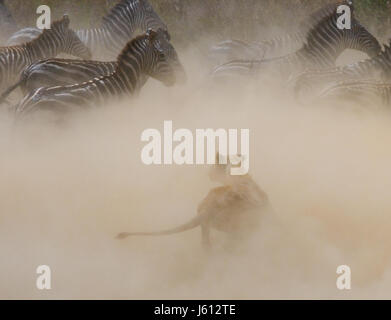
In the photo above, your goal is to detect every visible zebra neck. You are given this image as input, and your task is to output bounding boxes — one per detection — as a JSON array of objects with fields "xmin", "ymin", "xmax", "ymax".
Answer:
[
  {"xmin": 114, "ymin": 63, "xmax": 143, "ymax": 94},
  {"xmin": 24, "ymin": 36, "xmax": 57, "ymax": 63}
]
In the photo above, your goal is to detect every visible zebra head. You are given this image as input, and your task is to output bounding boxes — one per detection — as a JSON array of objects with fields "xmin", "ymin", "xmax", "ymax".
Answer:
[
  {"xmin": 48, "ymin": 15, "xmax": 92, "ymax": 60},
  {"xmin": 139, "ymin": 28, "xmax": 185, "ymax": 86},
  {"xmin": 116, "ymin": 28, "xmax": 185, "ymax": 88},
  {"xmin": 148, "ymin": 28, "xmax": 186, "ymax": 86}
]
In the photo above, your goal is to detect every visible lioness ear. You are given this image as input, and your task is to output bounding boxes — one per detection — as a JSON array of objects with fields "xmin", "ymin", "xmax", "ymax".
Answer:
[
  {"xmin": 228, "ymin": 154, "xmax": 243, "ymax": 166},
  {"xmin": 216, "ymin": 152, "xmax": 228, "ymax": 165}
]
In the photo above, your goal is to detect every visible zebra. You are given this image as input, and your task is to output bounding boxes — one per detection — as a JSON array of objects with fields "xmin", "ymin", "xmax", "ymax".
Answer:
[
  {"xmin": 318, "ymin": 79, "xmax": 391, "ymax": 108},
  {"xmin": 292, "ymin": 41, "xmax": 391, "ymax": 101},
  {"xmin": 209, "ymin": 33, "xmax": 304, "ymax": 65},
  {"xmin": 7, "ymin": 0, "xmax": 168, "ymax": 60},
  {"xmin": 0, "ymin": 58, "xmax": 151, "ymax": 104},
  {"xmin": 211, "ymin": 2, "xmax": 381, "ymax": 81},
  {"xmin": 0, "ymin": 15, "xmax": 91, "ymax": 97},
  {"xmin": 0, "ymin": 24, "xmax": 171, "ymax": 104},
  {"xmin": 209, "ymin": 1, "xmax": 359, "ymax": 63},
  {"xmin": 0, "ymin": 59, "xmax": 117, "ymax": 103},
  {"xmin": 15, "ymin": 28, "xmax": 186, "ymax": 117}
]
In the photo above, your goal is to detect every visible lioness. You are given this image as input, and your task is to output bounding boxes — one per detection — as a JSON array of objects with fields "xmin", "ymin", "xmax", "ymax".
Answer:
[{"xmin": 117, "ymin": 154, "xmax": 273, "ymax": 249}]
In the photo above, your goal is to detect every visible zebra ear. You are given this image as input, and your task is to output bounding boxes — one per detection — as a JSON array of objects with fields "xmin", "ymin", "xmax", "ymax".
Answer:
[
  {"xmin": 61, "ymin": 14, "xmax": 70, "ymax": 28},
  {"xmin": 163, "ymin": 30, "xmax": 171, "ymax": 41}
]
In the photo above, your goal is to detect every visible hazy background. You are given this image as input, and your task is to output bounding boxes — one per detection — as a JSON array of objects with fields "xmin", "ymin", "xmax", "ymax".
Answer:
[
  {"xmin": 1, "ymin": 0, "xmax": 391, "ymax": 299},
  {"xmin": 3, "ymin": 0, "xmax": 391, "ymax": 44}
]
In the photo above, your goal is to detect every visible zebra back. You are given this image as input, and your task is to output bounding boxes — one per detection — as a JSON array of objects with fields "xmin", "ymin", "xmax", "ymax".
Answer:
[
  {"xmin": 21, "ymin": 59, "xmax": 117, "ymax": 94},
  {"xmin": 212, "ymin": 2, "xmax": 381, "ymax": 81},
  {"xmin": 7, "ymin": 0, "xmax": 168, "ymax": 59},
  {"xmin": 318, "ymin": 79, "xmax": 391, "ymax": 108},
  {"xmin": 209, "ymin": 1, "xmax": 362, "ymax": 64},
  {"xmin": 292, "ymin": 41, "xmax": 391, "ymax": 101},
  {"xmin": 6, "ymin": 28, "xmax": 42, "ymax": 46}
]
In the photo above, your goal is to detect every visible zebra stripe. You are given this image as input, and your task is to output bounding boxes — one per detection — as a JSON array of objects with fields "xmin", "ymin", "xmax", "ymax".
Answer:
[
  {"xmin": 15, "ymin": 28, "xmax": 185, "ymax": 116},
  {"xmin": 0, "ymin": 57, "xmax": 150, "ymax": 103},
  {"xmin": 7, "ymin": 0, "xmax": 168, "ymax": 60},
  {"xmin": 318, "ymin": 79, "xmax": 391, "ymax": 107},
  {"xmin": 209, "ymin": 31, "xmax": 306, "ymax": 65},
  {"xmin": 0, "ymin": 15, "xmax": 91, "ymax": 94},
  {"xmin": 211, "ymin": 2, "xmax": 381, "ymax": 80},
  {"xmin": 293, "ymin": 41, "xmax": 391, "ymax": 101}
]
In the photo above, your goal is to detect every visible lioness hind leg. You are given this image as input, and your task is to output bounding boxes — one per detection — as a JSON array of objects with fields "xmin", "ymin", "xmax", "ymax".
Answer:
[{"xmin": 201, "ymin": 223, "xmax": 211, "ymax": 250}]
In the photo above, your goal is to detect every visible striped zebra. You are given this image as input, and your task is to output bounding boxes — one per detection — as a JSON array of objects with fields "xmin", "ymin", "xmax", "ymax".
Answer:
[
  {"xmin": 209, "ymin": 33, "xmax": 304, "ymax": 65},
  {"xmin": 209, "ymin": 6, "xmax": 331, "ymax": 65},
  {"xmin": 0, "ymin": 15, "xmax": 91, "ymax": 96},
  {"xmin": 293, "ymin": 41, "xmax": 391, "ymax": 101},
  {"xmin": 15, "ymin": 28, "xmax": 185, "ymax": 117},
  {"xmin": 209, "ymin": 1, "xmax": 359, "ymax": 63},
  {"xmin": 211, "ymin": 2, "xmax": 381, "ymax": 81},
  {"xmin": 318, "ymin": 79, "xmax": 391, "ymax": 108},
  {"xmin": 7, "ymin": 0, "xmax": 168, "ymax": 60},
  {"xmin": 0, "ymin": 58, "xmax": 150, "ymax": 103}
]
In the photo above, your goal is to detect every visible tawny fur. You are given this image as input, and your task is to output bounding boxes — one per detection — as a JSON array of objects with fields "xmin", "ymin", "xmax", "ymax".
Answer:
[{"xmin": 117, "ymin": 156, "xmax": 273, "ymax": 249}]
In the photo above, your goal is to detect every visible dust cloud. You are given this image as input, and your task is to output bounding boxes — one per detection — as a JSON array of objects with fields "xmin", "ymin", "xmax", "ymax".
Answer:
[{"xmin": 1, "ymin": 45, "xmax": 391, "ymax": 300}]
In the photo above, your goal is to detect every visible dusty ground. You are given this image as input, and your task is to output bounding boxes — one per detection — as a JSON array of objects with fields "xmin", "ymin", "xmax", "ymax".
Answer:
[{"xmin": 1, "ymin": 46, "xmax": 391, "ymax": 299}]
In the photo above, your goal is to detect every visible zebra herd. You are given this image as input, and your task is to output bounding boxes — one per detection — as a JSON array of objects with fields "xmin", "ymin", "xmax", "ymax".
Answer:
[
  {"xmin": 0, "ymin": 0, "xmax": 185, "ymax": 119},
  {"xmin": 210, "ymin": 1, "xmax": 391, "ymax": 109},
  {"xmin": 0, "ymin": 0, "xmax": 391, "ymax": 120}
]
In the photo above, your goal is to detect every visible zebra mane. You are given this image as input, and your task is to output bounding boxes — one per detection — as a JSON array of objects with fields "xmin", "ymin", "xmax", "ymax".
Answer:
[
  {"xmin": 116, "ymin": 33, "xmax": 148, "ymax": 65},
  {"xmin": 299, "ymin": 1, "xmax": 354, "ymax": 36},
  {"xmin": 47, "ymin": 15, "xmax": 69, "ymax": 32}
]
